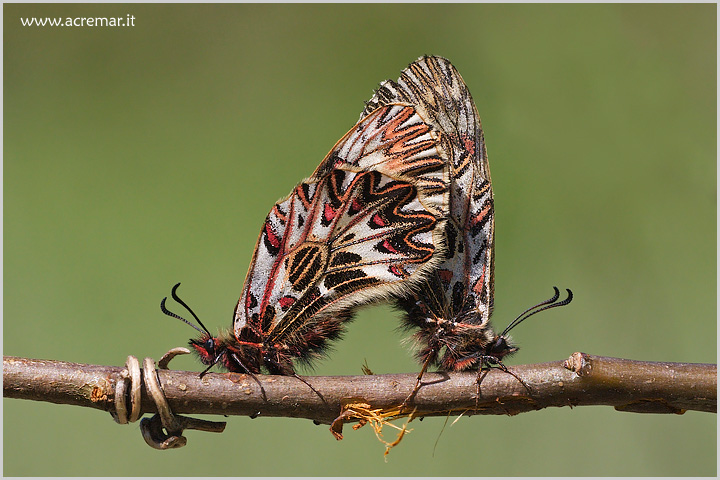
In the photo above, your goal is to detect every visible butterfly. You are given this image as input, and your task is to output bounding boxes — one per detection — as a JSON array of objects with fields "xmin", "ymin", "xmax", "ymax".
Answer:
[
  {"xmin": 362, "ymin": 56, "xmax": 572, "ymax": 400},
  {"xmin": 162, "ymin": 101, "xmax": 451, "ymax": 380}
]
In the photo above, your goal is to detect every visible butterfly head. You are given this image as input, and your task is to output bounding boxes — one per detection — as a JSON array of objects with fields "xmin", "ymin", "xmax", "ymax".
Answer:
[
  {"xmin": 483, "ymin": 333, "xmax": 519, "ymax": 362},
  {"xmin": 161, "ymin": 283, "xmax": 242, "ymax": 375},
  {"xmin": 188, "ymin": 333, "xmax": 224, "ymax": 367},
  {"xmin": 444, "ymin": 321, "xmax": 515, "ymax": 371},
  {"xmin": 443, "ymin": 287, "xmax": 573, "ymax": 370},
  {"xmin": 190, "ymin": 328, "xmax": 266, "ymax": 375},
  {"xmin": 481, "ymin": 287, "xmax": 574, "ymax": 367}
]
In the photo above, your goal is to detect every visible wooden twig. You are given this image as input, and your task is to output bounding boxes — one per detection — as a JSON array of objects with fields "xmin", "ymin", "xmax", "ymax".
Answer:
[{"xmin": 4, "ymin": 353, "xmax": 715, "ymax": 428}]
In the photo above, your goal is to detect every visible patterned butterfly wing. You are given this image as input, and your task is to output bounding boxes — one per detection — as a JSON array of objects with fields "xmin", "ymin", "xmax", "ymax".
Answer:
[
  {"xmin": 315, "ymin": 104, "xmax": 449, "ymax": 220},
  {"xmin": 224, "ymin": 104, "xmax": 450, "ymax": 374},
  {"xmin": 363, "ymin": 56, "xmax": 495, "ymax": 338}
]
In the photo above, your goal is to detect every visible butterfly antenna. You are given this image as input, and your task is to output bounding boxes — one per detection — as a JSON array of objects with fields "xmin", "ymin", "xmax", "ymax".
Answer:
[
  {"xmin": 160, "ymin": 283, "xmax": 213, "ymax": 337},
  {"xmin": 169, "ymin": 282, "xmax": 214, "ymax": 336},
  {"xmin": 500, "ymin": 287, "xmax": 573, "ymax": 337},
  {"xmin": 500, "ymin": 287, "xmax": 559, "ymax": 335},
  {"xmin": 161, "ymin": 296, "xmax": 206, "ymax": 335}
]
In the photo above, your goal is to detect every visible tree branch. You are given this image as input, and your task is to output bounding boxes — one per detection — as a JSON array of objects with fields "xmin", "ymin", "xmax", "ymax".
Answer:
[{"xmin": 4, "ymin": 353, "xmax": 715, "ymax": 428}]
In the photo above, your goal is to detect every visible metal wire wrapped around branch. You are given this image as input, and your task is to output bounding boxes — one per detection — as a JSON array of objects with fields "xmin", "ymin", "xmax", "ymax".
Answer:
[{"xmin": 109, "ymin": 350, "xmax": 227, "ymax": 449}]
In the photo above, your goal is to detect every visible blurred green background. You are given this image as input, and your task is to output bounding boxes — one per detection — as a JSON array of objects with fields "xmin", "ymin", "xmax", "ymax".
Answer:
[{"xmin": 4, "ymin": 3, "xmax": 715, "ymax": 476}]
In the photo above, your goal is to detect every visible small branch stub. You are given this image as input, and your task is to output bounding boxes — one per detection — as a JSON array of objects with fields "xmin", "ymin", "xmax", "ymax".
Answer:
[{"xmin": 562, "ymin": 352, "xmax": 713, "ymax": 414}]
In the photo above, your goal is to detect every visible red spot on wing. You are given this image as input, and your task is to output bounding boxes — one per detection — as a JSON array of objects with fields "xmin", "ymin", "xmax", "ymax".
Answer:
[
  {"xmin": 389, "ymin": 265, "xmax": 407, "ymax": 278},
  {"xmin": 371, "ymin": 213, "xmax": 386, "ymax": 227},
  {"xmin": 350, "ymin": 198, "xmax": 363, "ymax": 213},
  {"xmin": 265, "ymin": 222, "xmax": 280, "ymax": 249},
  {"xmin": 463, "ymin": 135, "xmax": 476, "ymax": 156},
  {"xmin": 472, "ymin": 263, "xmax": 487, "ymax": 294},
  {"xmin": 381, "ymin": 239, "xmax": 398, "ymax": 254},
  {"xmin": 324, "ymin": 203, "xmax": 337, "ymax": 222},
  {"xmin": 278, "ymin": 296, "xmax": 296, "ymax": 309},
  {"xmin": 470, "ymin": 204, "xmax": 492, "ymax": 228}
]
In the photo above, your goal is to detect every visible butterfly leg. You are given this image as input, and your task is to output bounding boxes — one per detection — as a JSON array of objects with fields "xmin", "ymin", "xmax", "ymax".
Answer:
[
  {"xmin": 197, "ymin": 349, "xmax": 231, "ymax": 379},
  {"xmin": 229, "ymin": 352, "xmax": 267, "ymax": 401},
  {"xmin": 400, "ymin": 352, "xmax": 434, "ymax": 413},
  {"xmin": 292, "ymin": 373, "xmax": 326, "ymax": 403},
  {"xmin": 476, "ymin": 356, "xmax": 532, "ymax": 396},
  {"xmin": 261, "ymin": 350, "xmax": 326, "ymax": 402}
]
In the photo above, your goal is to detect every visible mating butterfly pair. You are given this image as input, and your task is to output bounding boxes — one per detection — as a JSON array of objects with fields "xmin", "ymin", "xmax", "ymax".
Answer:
[{"xmin": 162, "ymin": 56, "xmax": 572, "ymax": 394}]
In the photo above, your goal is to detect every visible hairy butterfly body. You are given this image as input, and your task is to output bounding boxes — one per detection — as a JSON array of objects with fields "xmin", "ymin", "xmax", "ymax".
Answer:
[
  {"xmin": 363, "ymin": 56, "xmax": 572, "ymax": 397},
  {"xmin": 165, "ymin": 102, "xmax": 452, "ymax": 376}
]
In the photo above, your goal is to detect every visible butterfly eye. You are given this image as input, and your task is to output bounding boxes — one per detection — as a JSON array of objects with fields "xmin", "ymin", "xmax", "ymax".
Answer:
[
  {"xmin": 204, "ymin": 338, "xmax": 216, "ymax": 357},
  {"xmin": 490, "ymin": 336, "xmax": 508, "ymax": 354}
]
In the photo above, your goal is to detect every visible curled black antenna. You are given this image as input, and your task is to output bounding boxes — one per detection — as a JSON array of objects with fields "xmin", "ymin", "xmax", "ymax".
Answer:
[
  {"xmin": 160, "ymin": 282, "xmax": 211, "ymax": 337},
  {"xmin": 161, "ymin": 297, "xmax": 204, "ymax": 335},
  {"xmin": 500, "ymin": 286, "xmax": 573, "ymax": 337},
  {"xmin": 169, "ymin": 283, "xmax": 213, "ymax": 336},
  {"xmin": 161, "ymin": 283, "xmax": 235, "ymax": 381}
]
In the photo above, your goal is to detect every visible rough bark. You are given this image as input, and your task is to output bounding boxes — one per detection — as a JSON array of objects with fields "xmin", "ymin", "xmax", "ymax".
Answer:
[{"xmin": 4, "ymin": 353, "xmax": 715, "ymax": 427}]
